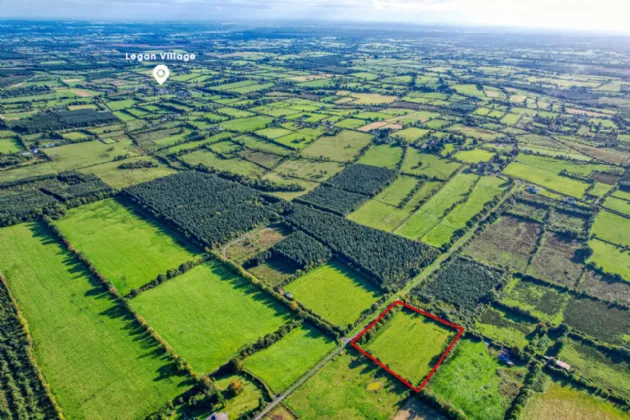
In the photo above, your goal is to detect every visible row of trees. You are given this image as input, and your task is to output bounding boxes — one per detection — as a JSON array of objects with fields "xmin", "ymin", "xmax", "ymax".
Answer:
[
  {"xmin": 285, "ymin": 203, "xmax": 440, "ymax": 291},
  {"xmin": 0, "ymin": 276, "xmax": 61, "ymax": 419}
]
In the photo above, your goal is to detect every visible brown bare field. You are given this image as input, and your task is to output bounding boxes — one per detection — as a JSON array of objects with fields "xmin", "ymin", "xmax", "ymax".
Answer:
[
  {"xmin": 225, "ymin": 226, "xmax": 287, "ymax": 264},
  {"xmin": 527, "ymin": 231, "xmax": 583, "ymax": 287},
  {"xmin": 358, "ymin": 121, "xmax": 389, "ymax": 132},
  {"xmin": 72, "ymin": 89, "xmax": 94, "ymax": 97},
  {"xmin": 560, "ymin": 139, "xmax": 630, "ymax": 165},
  {"xmin": 463, "ymin": 215, "xmax": 541, "ymax": 272},
  {"xmin": 566, "ymin": 108, "xmax": 609, "ymax": 118},
  {"xmin": 578, "ymin": 269, "xmax": 630, "ymax": 306},
  {"xmin": 289, "ymin": 74, "xmax": 332, "ymax": 82}
]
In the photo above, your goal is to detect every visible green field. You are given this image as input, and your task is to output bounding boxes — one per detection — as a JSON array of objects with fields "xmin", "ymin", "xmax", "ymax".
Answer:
[
  {"xmin": 285, "ymin": 261, "xmax": 382, "ymax": 327},
  {"xmin": 358, "ymin": 144, "xmax": 403, "ymax": 168},
  {"xmin": 423, "ymin": 176, "xmax": 507, "ymax": 247},
  {"xmin": 396, "ymin": 172, "xmax": 478, "ymax": 240},
  {"xmin": 475, "ymin": 307, "xmax": 535, "ymax": 348},
  {"xmin": 587, "ymin": 239, "xmax": 630, "ymax": 281},
  {"xmin": 79, "ymin": 156, "xmax": 176, "ymax": 188},
  {"xmin": 0, "ymin": 137, "xmax": 23, "ymax": 154},
  {"xmin": 348, "ymin": 199, "xmax": 413, "ymax": 232},
  {"xmin": 500, "ymin": 278, "xmax": 571, "ymax": 324},
  {"xmin": 55, "ymin": 199, "xmax": 200, "ymax": 295},
  {"xmin": 522, "ymin": 378, "xmax": 630, "ymax": 420},
  {"xmin": 401, "ymin": 148, "xmax": 461, "ymax": 180},
  {"xmin": 301, "ymin": 130, "xmax": 372, "ymax": 162},
  {"xmin": 286, "ymin": 351, "xmax": 407, "ymax": 419},
  {"xmin": 429, "ymin": 340, "xmax": 526, "ymax": 420},
  {"xmin": 0, "ymin": 223, "xmax": 190, "ymax": 419},
  {"xmin": 274, "ymin": 158, "xmax": 345, "ymax": 181},
  {"xmin": 220, "ymin": 116, "xmax": 273, "ymax": 132},
  {"xmin": 44, "ymin": 139, "xmax": 138, "ymax": 172},
  {"xmin": 559, "ymin": 338, "xmax": 630, "ymax": 400},
  {"xmin": 454, "ymin": 149, "xmax": 496, "ymax": 163},
  {"xmin": 244, "ymin": 324, "xmax": 336, "ymax": 393},
  {"xmin": 503, "ymin": 162, "xmax": 589, "ymax": 198},
  {"xmin": 182, "ymin": 149, "xmax": 267, "ymax": 177},
  {"xmin": 132, "ymin": 261, "xmax": 291, "ymax": 374},
  {"xmin": 591, "ymin": 211, "xmax": 630, "ymax": 248},
  {"xmin": 363, "ymin": 309, "xmax": 456, "ymax": 386}
]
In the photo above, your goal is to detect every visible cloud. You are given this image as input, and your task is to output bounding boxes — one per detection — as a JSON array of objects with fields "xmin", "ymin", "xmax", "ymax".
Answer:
[{"xmin": 1, "ymin": 0, "xmax": 629, "ymax": 33}]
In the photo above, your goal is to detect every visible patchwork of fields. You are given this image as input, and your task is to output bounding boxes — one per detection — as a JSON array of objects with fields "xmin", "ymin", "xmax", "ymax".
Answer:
[{"xmin": 0, "ymin": 21, "xmax": 629, "ymax": 420}]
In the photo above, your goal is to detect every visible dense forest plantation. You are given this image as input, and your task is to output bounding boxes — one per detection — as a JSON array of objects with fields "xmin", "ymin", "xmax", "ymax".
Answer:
[{"xmin": 0, "ymin": 20, "xmax": 628, "ymax": 420}]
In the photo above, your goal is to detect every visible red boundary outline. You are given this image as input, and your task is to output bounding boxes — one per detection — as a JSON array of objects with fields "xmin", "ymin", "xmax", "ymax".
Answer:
[{"xmin": 350, "ymin": 300, "xmax": 464, "ymax": 392}]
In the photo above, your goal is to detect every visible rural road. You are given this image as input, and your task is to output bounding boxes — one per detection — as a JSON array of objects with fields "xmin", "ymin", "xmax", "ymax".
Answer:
[
  {"xmin": 253, "ymin": 183, "xmax": 518, "ymax": 418},
  {"xmin": 253, "ymin": 337, "xmax": 354, "ymax": 419}
]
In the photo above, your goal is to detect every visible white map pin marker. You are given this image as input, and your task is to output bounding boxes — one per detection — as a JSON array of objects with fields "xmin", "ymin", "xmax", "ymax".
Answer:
[{"xmin": 152, "ymin": 64, "xmax": 170, "ymax": 85}]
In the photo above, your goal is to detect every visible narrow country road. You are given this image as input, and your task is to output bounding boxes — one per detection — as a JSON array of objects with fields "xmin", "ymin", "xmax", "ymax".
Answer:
[{"xmin": 253, "ymin": 183, "xmax": 518, "ymax": 418}]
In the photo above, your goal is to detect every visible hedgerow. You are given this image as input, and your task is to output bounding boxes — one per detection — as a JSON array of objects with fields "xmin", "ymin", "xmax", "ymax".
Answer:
[{"xmin": 0, "ymin": 275, "xmax": 62, "ymax": 420}]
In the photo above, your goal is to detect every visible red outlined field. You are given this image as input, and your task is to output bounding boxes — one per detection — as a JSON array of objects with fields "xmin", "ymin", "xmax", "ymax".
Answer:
[{"xmin": 350, "ymin": 300, "xmax": 464, "ymax": 392}]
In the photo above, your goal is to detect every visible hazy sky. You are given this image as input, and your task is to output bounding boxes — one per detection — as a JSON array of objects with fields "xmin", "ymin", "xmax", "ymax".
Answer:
[{"xmin": 1, "ymin": 0, "xmax": 629, "ymax": 34}]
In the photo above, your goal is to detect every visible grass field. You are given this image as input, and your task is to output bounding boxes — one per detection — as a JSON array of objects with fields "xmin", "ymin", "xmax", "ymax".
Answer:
[
  {"xmin": 182, "ymin": 149, "xmax": 267, "ymax": 177},
  {"xmin": 358, "ymin": 144, "xmax": 404, "ymax": 168},
  {"xmin": 429, "ymin": 340, "xmax": 526, "ymax": 420},
  {"xmin": 559, "ymin": 338, "xmax": 630, "ymax": 400},
  {"xmin": 475, "ymin": 306, "xmax": 535, "ymax": 348},
  {"xmin": 500, "ymin": 278, "xmax": 571, "ymax": 324},
  {"xmin": 79, "ymin": 156, "xmax": 176, "ymax": 188},
  {"xmin": 274, "ymin": 158, "xmax": 345, "ymax": 181},
  {"xmin": 454, "ymin": 149, "xmax": 496, "ymax": 163},
  {"xmin": 55, "ymin": 199, "xmax": 200, "ymax": 295},
  {"xmin": 396, "ymin": 172, "xmax": 478, "ymax": 240},
  {"xmin": 587, "ymin": 239, "xmax": 630, "ymax": 281},
  {"xmin": 503, "ymin": 162, "xmax": 589, "ymax": 198},
  {"xmin": 44, "ymin": 139, "xmax": 139, "ymax": 172},
  {"xmin": 0, "ymin": 137, "xmax": 23, "ymax": 154},
  {"xmin": 220, "ymin": 116, "xmax": 273, "ymax": 132},
  {"xmin": 401, "ymin": 148, "xmax": 460, "ymax": 180},
  {"xmin": 393, "ymin": 128, "xmax": 431, "ymax": 143},
  {"xmin": 423, "ymin": 176, "xmax": 507, "ymax": 247},
  {"xmin": 363, "ymin": 309, "xmax": 456, "ymax": 386},
  {"xmin": 285, "ymin": 261, "xmax": 382, "ymax": 328},
  {"xmin": 215, "ymin": 374, "xmax": 264, "ymax": 418},
  {"xmin": 132, "ymin": 261, "xmax": 292, "ymax": 374},
  {"xmin": 301, "ymin": 130, "xmax": 372, "ymax": 162},
  {"xmin": 522, "ymin": 378, "xmax": 629, "ymax": 420},
  {"xmin": 604, "ymin": 197, "xmax": 630, "ymax": 216},
  {"xmin": 592, "ymin": 211, "xmax": 630, "ymax": 248},
  {"xmin": 348, "ymin": 199, "xmax": 413, "ymax": 232},
  {"xmin": 0, "ymin": 223, "xmax": 190, "ymax": 419},
  {"xmin": 374, "ymin": 175, "xmax": 419, "ymax": 206},
  {"xmin": 244, "ymin": 324, "xmax": 336, "ymax": 393},
  {"xmin": 286, "ymin": 351, "xmax": 407, "ymax": 419}
]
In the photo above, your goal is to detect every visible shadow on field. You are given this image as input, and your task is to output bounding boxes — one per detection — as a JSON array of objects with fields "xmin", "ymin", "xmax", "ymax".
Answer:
[
  {"xmin": 212, "ymin": 262, "xmax": 293, "ymax": 321},
  {"xmin": 348, "ymin": 349, "xmax": 409, "ymax": 396}
]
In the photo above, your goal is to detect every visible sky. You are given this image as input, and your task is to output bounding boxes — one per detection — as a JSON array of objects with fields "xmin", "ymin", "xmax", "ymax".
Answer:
[{"xmin": 1, "ymin": 0, "xmax": 630, "ymax": 34}]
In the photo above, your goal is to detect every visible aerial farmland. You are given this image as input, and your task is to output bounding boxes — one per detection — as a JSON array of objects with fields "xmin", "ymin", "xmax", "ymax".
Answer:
[{"xmin": 0, "ymin": 20, "xmax": 629, "ymax": 420}]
